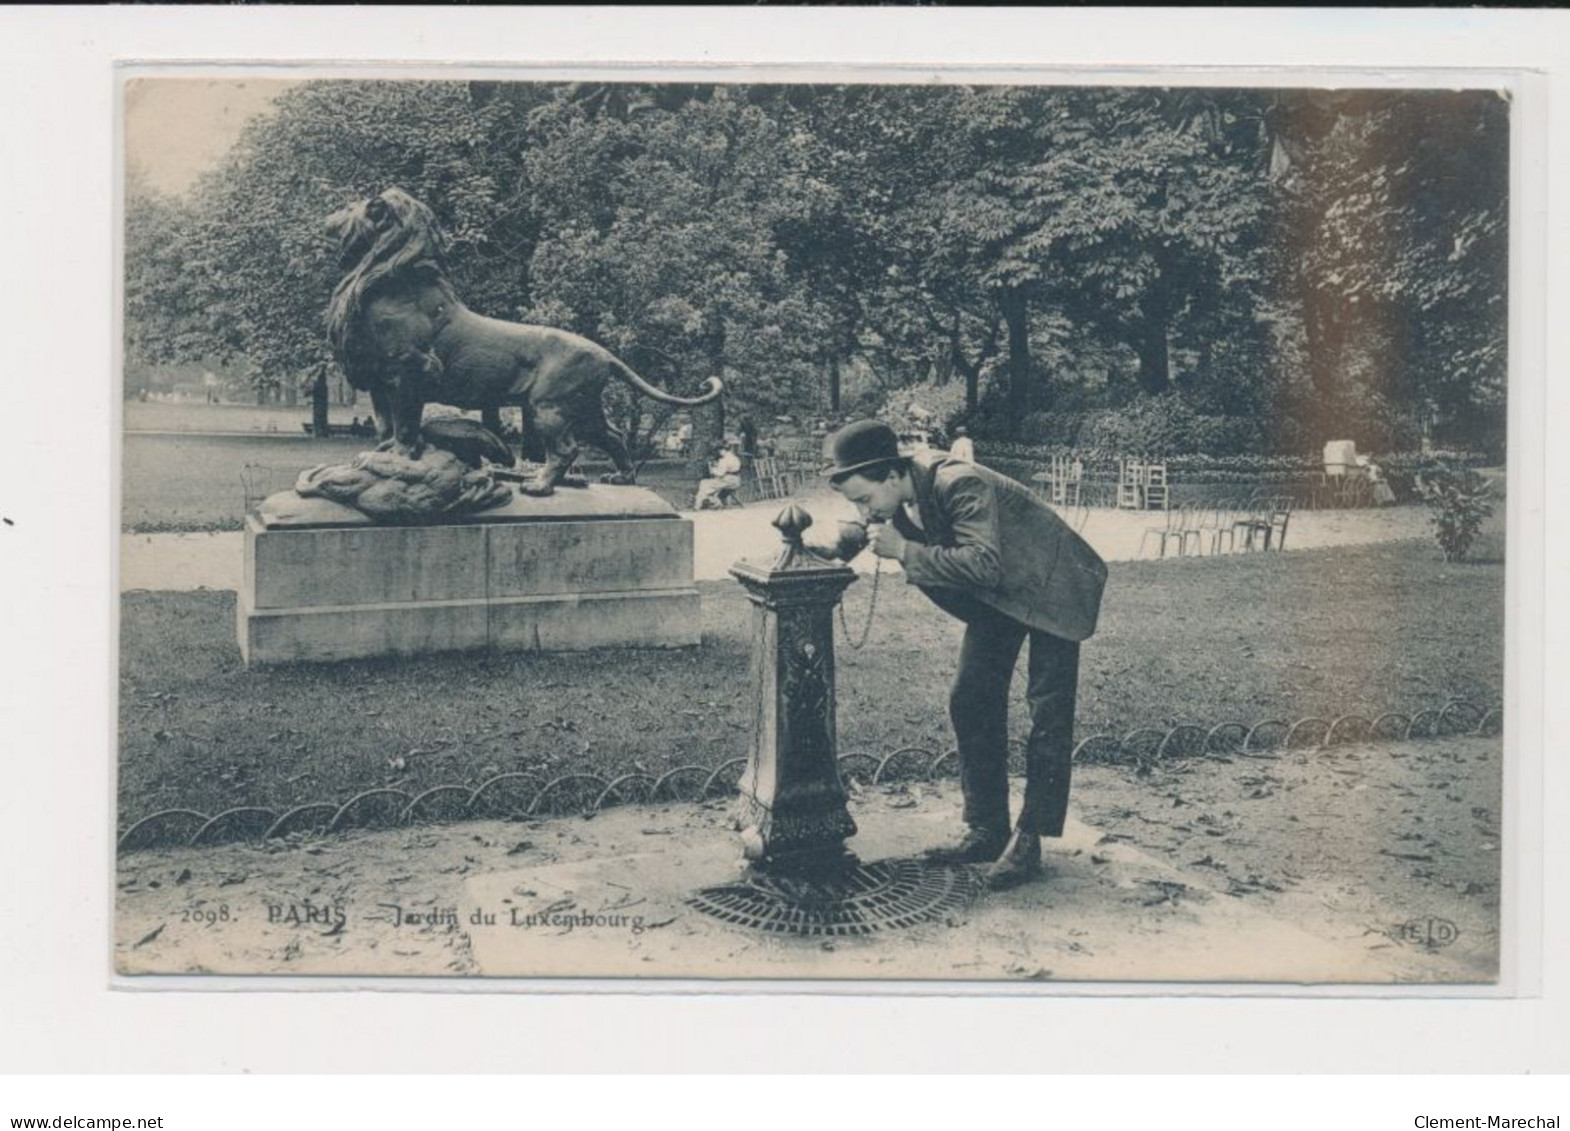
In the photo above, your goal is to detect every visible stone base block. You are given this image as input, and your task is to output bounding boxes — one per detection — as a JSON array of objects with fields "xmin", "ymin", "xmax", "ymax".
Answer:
[{"xmin": 238, "ymin": 485, "xmax": 700, "ymax": 664}]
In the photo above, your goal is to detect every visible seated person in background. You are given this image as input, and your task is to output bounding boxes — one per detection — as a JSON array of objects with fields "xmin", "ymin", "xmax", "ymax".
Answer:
[
  {"xmin": 695, "ymin": 441, "xmax": 744, "ymax": 509},
  {"xmin": 949, "ymin": 426, "xmax": 975, "ymax": 463},
  {"xmin": 1365, "ymin": 457, "xmax": 1396, "ymax": 506}
]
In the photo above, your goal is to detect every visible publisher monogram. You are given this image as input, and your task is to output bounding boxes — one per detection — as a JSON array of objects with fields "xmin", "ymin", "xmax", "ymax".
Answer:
[{"xmin": 1400, "ymin": 916, "xmax": 1460, "ymax": 948}]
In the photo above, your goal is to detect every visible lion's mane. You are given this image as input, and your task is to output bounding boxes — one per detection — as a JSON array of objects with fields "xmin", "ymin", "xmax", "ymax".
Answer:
[{"xmin": 325, "ymin": 188, "xmax": 452, "ymax": 391}]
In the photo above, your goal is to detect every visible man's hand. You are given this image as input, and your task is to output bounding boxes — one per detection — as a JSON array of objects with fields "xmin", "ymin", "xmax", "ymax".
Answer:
[{"xmin": 866, "ymin": 521, "xmax": 907, "ymax": 562}]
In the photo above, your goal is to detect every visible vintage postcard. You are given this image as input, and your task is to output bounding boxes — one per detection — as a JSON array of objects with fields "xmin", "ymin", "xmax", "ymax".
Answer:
[{"xmin": 115, "ymin": 69, "xmax": 1514, "ymax": 986}]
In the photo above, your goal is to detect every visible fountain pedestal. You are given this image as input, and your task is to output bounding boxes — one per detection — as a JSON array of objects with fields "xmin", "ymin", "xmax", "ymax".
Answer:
[{"xmin": 728, "ymin": 506, "xmax": 860, "ymax": 875}]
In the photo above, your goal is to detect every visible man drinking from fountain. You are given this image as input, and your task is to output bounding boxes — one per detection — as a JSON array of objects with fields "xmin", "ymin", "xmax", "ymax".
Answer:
[{"xmin": 811, "ymin": 420, "xmax": 1108, "ymax": 890}]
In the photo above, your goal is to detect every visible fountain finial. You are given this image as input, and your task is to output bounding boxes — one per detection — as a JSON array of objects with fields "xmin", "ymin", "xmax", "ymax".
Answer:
[{"xmin": 770, "ymin": 504, "xmax": 815, "ymax": 570}]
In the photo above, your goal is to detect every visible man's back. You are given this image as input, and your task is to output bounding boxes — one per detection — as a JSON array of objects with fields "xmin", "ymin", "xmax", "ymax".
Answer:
[{"xmin": 900, "ymin": 451, "xmax": 1106, "ymax": 642}]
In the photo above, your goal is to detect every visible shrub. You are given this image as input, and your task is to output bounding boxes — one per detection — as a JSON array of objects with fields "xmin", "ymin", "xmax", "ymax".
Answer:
[
  {"xmin": 1077, "ymin": 395, "xmax": 1262, "ymax": 458},
  {"xmin": 880, "ymin": 378, "xmax": 969, "ymax": 433},
  {"xmin": 1016, "ymin": 409, "xmax": 1085, "ymax": 448},
  {"xmin": 1413, "ymin": 460, "xmax": 1495, "ymax": 562}
]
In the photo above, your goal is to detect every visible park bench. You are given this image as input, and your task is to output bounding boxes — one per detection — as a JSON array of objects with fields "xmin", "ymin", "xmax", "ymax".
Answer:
[{"xmin": 301, "ymin": 422, "xmax": 372, "ymax": 439}]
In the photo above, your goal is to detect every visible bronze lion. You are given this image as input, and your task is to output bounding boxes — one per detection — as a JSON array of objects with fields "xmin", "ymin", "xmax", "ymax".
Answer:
[{"xmin": 325, "ymin": 187, "xmax": 723, "ymax": 496}]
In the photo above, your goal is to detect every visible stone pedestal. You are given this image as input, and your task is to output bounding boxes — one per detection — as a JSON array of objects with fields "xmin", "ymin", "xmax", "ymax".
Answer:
[
  {"xmin": 237, "ymin": 485, "xmax": 699, "ymax": 664},
  {"xmin": 728, "ymin": 506, "xmax": 860, "ymax": 874}
]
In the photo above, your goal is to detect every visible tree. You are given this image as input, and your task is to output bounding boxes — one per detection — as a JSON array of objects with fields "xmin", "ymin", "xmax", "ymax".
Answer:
[
  {"xmin": 161, "ymin": 80, "xmax": 545, "ymax": 406},
  {"xmin": 123, "ymin": 174, "xmax": 211, "ymax": 381},
  {"xmin": 519, "ymin": 85, "xmax": 830, "ymax": 470},
  {"xmin": 120, "ymin": 79, "xmax": 1508, "ymax": 460},
  {"xmin": 1269, "ymin": 89, "xmax": 1508, "ymax": 451},
  {"xmin": 882, "ymin": 87, "xmax": 1273, "ymax": 438}
]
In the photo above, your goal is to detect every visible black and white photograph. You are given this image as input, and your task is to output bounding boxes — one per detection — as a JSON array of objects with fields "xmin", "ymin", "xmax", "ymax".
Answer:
[{"xmin": 114, "ymin": 71, "xmax": 1512, "ymax": 984}]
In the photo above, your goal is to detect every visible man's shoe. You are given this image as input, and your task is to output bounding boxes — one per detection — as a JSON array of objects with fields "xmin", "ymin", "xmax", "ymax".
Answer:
[
  {"xmin": 984, "ymin": 831, "xmax": 1043, "ymax": 891},
  {"xmin": 924, "ymin": 826, "xmax": 1010, "ymax": 865}
]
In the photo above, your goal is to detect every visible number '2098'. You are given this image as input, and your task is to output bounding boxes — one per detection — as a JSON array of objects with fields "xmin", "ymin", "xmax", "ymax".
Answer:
[{"xmin": 180, "ymin": 905, "xmax": 231, "ymax": 925}]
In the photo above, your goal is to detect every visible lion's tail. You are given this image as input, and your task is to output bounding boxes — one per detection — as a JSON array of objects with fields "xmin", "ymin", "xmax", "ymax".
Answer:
[{"xmin": 610, "ymin": 358, "xmax": 723, "ymax": 407}]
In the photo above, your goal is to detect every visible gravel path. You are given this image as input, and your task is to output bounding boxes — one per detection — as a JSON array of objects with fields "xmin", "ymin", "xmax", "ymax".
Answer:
[
  {"xmin": 120, "ymin": 495, "xmax": 1435, "ymax": 592},
  {"xmin": 114, "ymin": 736, "xmax": 1499, "ymax": 984}
]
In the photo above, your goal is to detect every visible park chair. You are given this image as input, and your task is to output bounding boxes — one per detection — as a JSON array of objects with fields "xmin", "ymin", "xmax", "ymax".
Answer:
[
  {"xmin": 1187, "ymin": 500, "xmax": 1226, "ymax": 555},
  {"xmin": 1308, "ymin": 473, "xmax": 1338, "ymax": 511},
  {"xmin": 1178, "ymin": 503, "xmax": 1207, "ymax": 555},
  {"xmin": 774, "ymin": 441, "xmax": 817, "ymax": 493},
  {"xmin": 1045, "ymin": 455, "xmax": 1084, "ymax": 506},
  {"xmin": 694, "ymin": 478, "xmax": 743, "ymax": 510},
  {"xmin": 1236, "ymin": 496, "xmax": 1293, "ymax": 551},
  {"xmin": 1116, "ymin": 458, "xmax": 1142, "ymax": 510},
  {"xmin": 750, "ymin": 456, "xmax": 788, "ymax": 501},
  {"xmin": 1261, "ymin": 500, "xmax": 1293, "ymax": 549},
  {"xmin": 1140, "ymin": 504, "xmax": 1195, "ymax": 559},
  {"xmin": 239, "ymin": 464, "xmax": 297, "ymax": 513},
  {"xmin": 1203, "ymin": 500, "xmax": 1245, "ymax": 555},
  {"xmin": 1232, "ymin": 494, "xmax": 1273, "ymax": 551},
  {"xmin": 1053, "ymin": 498, "xmax": 1092, "ymax": 535},
  {"xmin": 1143, "ymin": 462, "xmax": 1170, "ymax": 511},
  {"xmin": 1336, "ymin": 474, "xmax": 1372, "ymax": 509}
]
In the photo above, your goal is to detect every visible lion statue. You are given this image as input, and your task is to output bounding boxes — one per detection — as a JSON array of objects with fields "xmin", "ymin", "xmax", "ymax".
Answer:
[{"xmin": 324, "ymin": 187, "xmax": 723, "ymax": 497}]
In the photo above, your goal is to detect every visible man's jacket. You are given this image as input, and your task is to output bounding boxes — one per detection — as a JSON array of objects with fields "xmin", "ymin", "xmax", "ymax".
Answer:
[{"xmin": 891, "ymin": 451, "xmax": 1107, "ymax": 642}]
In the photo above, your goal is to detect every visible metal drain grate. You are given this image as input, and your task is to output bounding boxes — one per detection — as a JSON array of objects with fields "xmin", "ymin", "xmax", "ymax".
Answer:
[{"xmin": 687, "ymin": 858, "xmax": 983, "ymax": 937}]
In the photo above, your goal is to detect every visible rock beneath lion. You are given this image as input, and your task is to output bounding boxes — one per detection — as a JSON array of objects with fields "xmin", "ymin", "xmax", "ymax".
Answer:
[{"xmin": 294, "ymin": 448, "xmax": 513, "ymax": 523}]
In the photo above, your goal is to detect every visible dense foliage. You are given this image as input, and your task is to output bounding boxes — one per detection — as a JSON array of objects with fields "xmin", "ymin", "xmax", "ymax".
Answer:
[{"xmin": 124, "ymin": 81, "xmax": 1509, "ymax": 458}]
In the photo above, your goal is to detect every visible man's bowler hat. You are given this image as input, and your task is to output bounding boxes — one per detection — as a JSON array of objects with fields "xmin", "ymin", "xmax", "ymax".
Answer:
[{"xmin": 822, "ymin": 420, "xmax": 904, "ymax": 481}]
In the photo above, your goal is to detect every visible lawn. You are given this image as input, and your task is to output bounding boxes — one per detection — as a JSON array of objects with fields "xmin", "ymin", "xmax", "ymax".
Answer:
[{"xmin": 117, "ymin": 534, "xmax": 1505, "ymax": 829}]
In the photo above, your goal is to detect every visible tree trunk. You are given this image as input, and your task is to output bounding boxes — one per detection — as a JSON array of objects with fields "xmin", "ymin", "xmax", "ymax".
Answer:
[
  {"xmin": 311, "ymin": 366, "xmax": 330, "ymax": 438},
  {"xmin": 1134, "ymin": 317, "xmax": 1172, "ymax": 395},
  {"xmin": 690, "ymin": 324, "xmax": 727, "ymax": 480},
  {"xmin": 828, "ymin": 355, "xmax": 841, "ymax": 415},
  {"xmin": 951, "ymin": 314, "xmax": 999, "ymax": 415},
  {"xmin": 999, "ymin": 287, "xmax": 1033, "ymax": 426},
  {"xmin": 1301, "ymin": 291, "xmax": 1339, "ymax": 404}
]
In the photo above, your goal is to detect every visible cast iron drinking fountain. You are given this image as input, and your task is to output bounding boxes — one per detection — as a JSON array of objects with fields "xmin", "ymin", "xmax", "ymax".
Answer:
[{"xmin": 686, "ymin": 505, "xmax": 983, "ymax": 938}]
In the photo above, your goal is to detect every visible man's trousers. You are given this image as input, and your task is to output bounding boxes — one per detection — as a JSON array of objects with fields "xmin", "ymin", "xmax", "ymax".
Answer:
[{"xmin": 922, "ymin": 588, "xmax": 1080, "ymax": 838}]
